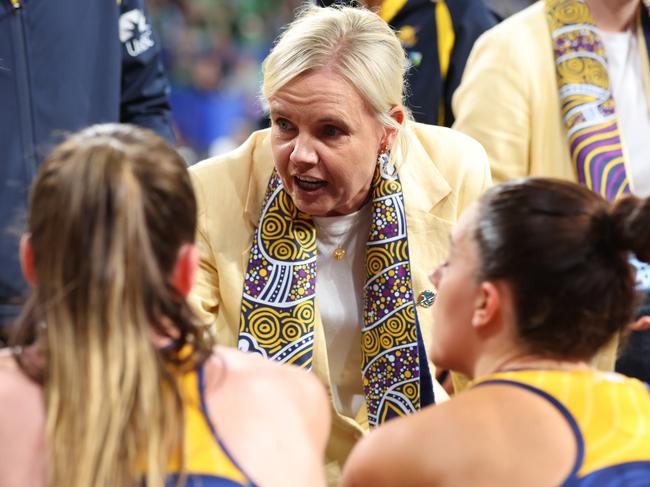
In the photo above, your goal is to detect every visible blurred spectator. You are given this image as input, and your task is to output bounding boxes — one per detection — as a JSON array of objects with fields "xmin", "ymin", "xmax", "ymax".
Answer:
[
  {"xmin": 0, "ymin": 0, "xmax": 173, "ymax": 327},
  {"xmin": 149, "ymin": 0, "xmax": 303, "ymax": 160},
  {"xmin": 318, "ymin": 0, "xmax": 497, "ymax": 126}
]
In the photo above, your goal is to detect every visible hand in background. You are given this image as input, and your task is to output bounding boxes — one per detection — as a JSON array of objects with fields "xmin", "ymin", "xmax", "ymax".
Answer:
[{"xmin": 630, "ymin": 316, "xmax": 650, "ymax": 331}]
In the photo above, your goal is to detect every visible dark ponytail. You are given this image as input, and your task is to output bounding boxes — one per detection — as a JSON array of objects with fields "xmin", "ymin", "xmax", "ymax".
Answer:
[{"xmin": 475, "ymin": 178, "xmax": 648, "ymax": 360}]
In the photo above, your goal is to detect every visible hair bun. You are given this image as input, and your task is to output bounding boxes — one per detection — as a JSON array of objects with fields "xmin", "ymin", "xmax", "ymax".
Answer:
[
  {"xmin": 611, "ymin": 195, "xmax": 650, "ymax": 263},
  {"xmin": 590, "ymin": 209, "xmax": 622, "ymax": 257}
]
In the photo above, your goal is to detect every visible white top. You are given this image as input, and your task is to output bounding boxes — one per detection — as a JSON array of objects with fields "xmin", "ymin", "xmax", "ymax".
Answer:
[
  {"xmin": 313, "ymin": 203, "xmax": 372, "ymax": 418},
  {"xmin": 600, "ymin": 28, "xmax": 650, "ymax": 197}
]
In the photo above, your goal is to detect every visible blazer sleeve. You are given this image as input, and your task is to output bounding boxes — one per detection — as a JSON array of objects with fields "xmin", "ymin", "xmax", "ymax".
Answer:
[
  {"xmin": 118, "ymin": 0, "xmax": 175, "ymax": 143},
  {"xmin": 457, "ymin": 136, "xmax": 492, "ymax": 217},
  {"xmin": 187, "ymin": 171, "xmax": 222, "ymax": 330},
  {"xmin": 451, "ymin": 27, "xmax": 531, "ymax": 184}
]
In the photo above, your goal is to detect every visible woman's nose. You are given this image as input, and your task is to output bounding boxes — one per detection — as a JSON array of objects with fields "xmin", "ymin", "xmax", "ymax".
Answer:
[{"xmin": 290, "ymin": 134, "xmax": 318, "ymax": 167}]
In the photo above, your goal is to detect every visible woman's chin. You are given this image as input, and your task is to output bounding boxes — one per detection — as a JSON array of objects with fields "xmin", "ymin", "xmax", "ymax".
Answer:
[{"xmin": 290, "ymin": 190, "xmax": 333, "ymax": 216}]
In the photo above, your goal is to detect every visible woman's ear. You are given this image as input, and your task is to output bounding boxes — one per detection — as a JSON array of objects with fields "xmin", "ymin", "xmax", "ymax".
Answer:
[
  {"xmin": 19, "ymin": 234, "xmax": 37, "ymax": 286},
  {"xmin": 381, "ymin": 105, "xmax": 406, "ymax": 149},
  {"xmin": 389, "ymin": 105, "xmax": 405, "ymax": 125},
  {"xmin": 171, "ymin": 244, "xmax": 199, "ymax": 297},
  {"xmin": 471, "ymin": 281, "xmax": 501, "ymax": 331}
]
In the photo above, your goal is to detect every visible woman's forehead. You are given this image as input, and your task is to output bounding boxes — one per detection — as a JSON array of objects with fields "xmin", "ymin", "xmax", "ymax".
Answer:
[
  {"xmin": 453, "ymin": 204, "xmax": 479, "ymax": 242},
  {"xmin": 269, "ymin": 69, "xmax": 373, "ymax": 118}
]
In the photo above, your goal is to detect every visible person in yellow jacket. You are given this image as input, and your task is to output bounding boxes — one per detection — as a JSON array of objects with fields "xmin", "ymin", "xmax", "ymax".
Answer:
[
  {"xmin": 188, "ymin": 5, "xmax": 490, "ymax": 484},
  {"xmin": 343, "ymin": 178, "xmax": 650, "ymax": 486},
  {"xmin": 453, "ymin": 0, "xmax": 650, "ymax": 374}
]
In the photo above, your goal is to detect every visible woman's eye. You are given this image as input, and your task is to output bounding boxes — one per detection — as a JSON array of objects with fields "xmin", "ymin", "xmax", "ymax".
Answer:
[
  {"xmin": 323, "ymin": 125, "xmax": 342, "ymax": 137},
  {"xmin": 275, "ymin": 118, "xmax": 292, "ymax": 131}
]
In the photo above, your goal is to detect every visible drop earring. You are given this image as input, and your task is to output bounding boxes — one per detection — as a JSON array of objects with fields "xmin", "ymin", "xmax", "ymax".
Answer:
[{"xmin": 378, "ymin": 149, "xmax": 397, "ymax": 180}]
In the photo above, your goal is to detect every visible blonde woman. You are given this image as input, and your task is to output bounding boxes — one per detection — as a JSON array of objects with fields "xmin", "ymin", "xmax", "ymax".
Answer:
[
  {"xmin": 188, "ymin": 5, "xmax": 490, "ymax": 483},
  {"xmin": 0, "ymin": 124, "xmax": 329, "ymax": 487}
]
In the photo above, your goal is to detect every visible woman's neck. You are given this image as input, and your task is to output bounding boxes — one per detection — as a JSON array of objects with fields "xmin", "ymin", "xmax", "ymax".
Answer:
[
  {"xmin": 473, "ymin": 351, "xmax": 590, "ymax": 379},
  {"xmin": 587, "ymin": 0, "xmax": 639, "ymax": 32}
]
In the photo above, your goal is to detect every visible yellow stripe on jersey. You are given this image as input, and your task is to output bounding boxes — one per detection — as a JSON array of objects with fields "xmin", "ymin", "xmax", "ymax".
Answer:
[
  {"xmin": 168, "ymin": 368, "xmax": 250, "ymax": 483},
  {"xmin": 473, "ymin": 370, "xmax": 650, "ymax": 478}
]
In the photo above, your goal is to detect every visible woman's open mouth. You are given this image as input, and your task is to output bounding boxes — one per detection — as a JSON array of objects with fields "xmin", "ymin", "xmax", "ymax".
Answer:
[{"xmin": 294, "ymin": 176, "xmax": 327, "ymax": 192}]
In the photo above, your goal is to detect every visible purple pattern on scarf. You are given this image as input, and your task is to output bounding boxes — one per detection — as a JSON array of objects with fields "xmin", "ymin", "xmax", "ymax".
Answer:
[
  {"xmin": 544, "ymin": 0, "xmax": 650, "ymax": 200},
  {"xmin": 361, "ymin": 173, "xmax": 423, "ymax": 427}
]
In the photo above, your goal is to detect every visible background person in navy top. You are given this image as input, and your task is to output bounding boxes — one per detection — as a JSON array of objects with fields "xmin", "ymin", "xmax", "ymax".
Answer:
[{"xmin": 0, "ymin": 0, "xmax": 174, "ymax": 329}]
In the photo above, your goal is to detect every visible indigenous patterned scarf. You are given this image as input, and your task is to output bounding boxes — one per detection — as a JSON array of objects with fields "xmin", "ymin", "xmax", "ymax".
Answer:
[
  {"xmin": 238, "ymin": 165, "xmax": 434, "ymax": 427},
  {"xmin": 546, "ymin": 0, "xmax": 650, "ymax": 201}
]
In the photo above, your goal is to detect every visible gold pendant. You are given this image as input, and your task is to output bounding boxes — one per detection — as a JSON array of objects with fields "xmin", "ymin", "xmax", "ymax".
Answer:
[{"xmin": 333, "ymin": 247, "xmax": 346, "ymax": 260}]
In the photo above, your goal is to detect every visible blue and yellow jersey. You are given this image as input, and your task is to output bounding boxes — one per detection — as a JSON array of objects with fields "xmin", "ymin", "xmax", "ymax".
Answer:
[
  {"xmin": 473, "ymin": 370, "xmax": 650, "ymax": 486},
  {"xmin": 375, "ymin": 0, "xmax": 496, "ymax": 126},
  {"xmin": 163, "ymin": 365, "xmax": 258, "ymax": 487}
]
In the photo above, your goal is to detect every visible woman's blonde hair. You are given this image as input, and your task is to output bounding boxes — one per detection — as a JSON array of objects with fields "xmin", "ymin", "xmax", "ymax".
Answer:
[
  {"xmin": 261, "ymin": 4, "xmax": 411, "ymax": 160},
  {"xmin": 12, "ymin": 124, "xmax": 213, "ymax": 487}
]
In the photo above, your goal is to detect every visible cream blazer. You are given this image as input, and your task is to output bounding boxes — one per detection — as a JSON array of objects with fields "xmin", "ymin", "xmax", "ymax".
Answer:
[
  {"xmin": 188, "ymin": 122, "xmax": 490, "ymax": 485},
  {"xmin": 452, "ymin": 1, "xmax": 646, "ymax": 370},
  {"xmin": 453, "ymin": 1, "xmax": 650, "ymax": 187}
]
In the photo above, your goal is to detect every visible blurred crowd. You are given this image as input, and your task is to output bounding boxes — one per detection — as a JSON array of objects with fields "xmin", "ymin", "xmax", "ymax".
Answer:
[
  {"xmin": 149, "ymin": 0, "xmax": 304, "ymax": 162},
  {"xmin": 150, "ymin": 0, "xmax": 531, "ymax": 162}
]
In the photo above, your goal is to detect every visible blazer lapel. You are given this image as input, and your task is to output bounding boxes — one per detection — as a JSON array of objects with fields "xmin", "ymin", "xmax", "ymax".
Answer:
[
  {"xmin": 399, "ymin": 124, "xmax": 455, "ymax": 355},
  {"xmin": 243, "ymin": 129, "xmax": 276, "ymax": 228}
]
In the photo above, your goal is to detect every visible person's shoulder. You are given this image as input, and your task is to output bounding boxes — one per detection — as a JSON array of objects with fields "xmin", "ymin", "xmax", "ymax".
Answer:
[
  {"xmin": 0, "ymin": 348, "xmax": 39, "ymax": 394},
  {"xmin": 411, "ymin": 123, "xmax": 485, "ymax": 157},
  {"xmin": 472, "ymin": 2, "xmax": 548, "ymax": 59},
  {"xmin": 342, "ymin": 409, "xmax": 430, "ymax": 486},
  {"xmin": 0, "ymin": 349, "xmax": 17, "ymax": 387},
  {"xmin": 408, "ymin": 122, "xmax": 489, "ymax": 175},
  {"xmin": 202, "ymin": 348, "xmax": 329, "ymax": 486},
  {"xmin": 0, "ymin": 350, "xmax": 45, "ymax": 487},
  {"xmin": 0, "ymin": 348, "xmax": 27, "ymax": 389},
  {"xmin": 483, "ymin": 2, "xmax": 546, "ymax": 40},
  {"xmin": 0, "ymin": 348, "xmax": 43, "ymax": 423},
  {"xmin": 207, "ymin": 346, "xmax": 329, "ymax": 425},
  {"xmin": 343, "ymin": 394, "xmax": 475, "ymax": 487},
  {"xmin": 205, "ymin": 347, "xmax": 330, "ymax": 468},
  {"xmin": 429, "ymin": 380, "xmax": 576, "ymax": 482},
  {"xmin": 0, "ymin": 348, "xmax": 15, "ymax": 368},
  {"xmin": 343, "ymin": 380, "xmax": 561, "ymax": 487}
]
